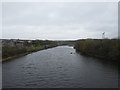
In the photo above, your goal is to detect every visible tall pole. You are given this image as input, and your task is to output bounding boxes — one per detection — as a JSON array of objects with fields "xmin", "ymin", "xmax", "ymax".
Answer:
[{"xmin": 102, "ymin": 32, "xmax": 105, "ymax": 39}]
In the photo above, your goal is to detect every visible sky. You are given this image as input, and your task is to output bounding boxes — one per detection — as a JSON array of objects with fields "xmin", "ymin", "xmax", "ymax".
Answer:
[{"xmin": 2, "ymin": 2, "xmax": 118, "ymax": 40}]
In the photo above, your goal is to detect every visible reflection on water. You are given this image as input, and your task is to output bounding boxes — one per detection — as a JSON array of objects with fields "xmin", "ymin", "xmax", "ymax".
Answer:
[{"xmin": 3, "ymin": 46, "xmax": 118, "ymax": 88}]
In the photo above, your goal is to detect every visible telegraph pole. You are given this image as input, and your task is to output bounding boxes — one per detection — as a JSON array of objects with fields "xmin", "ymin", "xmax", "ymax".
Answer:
[{"xmin": 102, "ymin": 32, "xmax": 105, "ymax": 39}]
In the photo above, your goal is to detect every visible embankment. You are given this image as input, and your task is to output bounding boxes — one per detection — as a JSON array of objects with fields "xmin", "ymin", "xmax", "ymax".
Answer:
[{"xmin": 2, "ymin": 45, "xmax": 57, "ymax": 62}]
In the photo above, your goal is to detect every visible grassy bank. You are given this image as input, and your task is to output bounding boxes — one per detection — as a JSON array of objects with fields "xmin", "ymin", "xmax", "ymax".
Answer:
[
  {"xmin": 2, "ymin": 45, "xmax": 57, "ymax": 62},
  {"xmin": 74, "ymin": 39, "xmax": 119, "ymax": 62}
]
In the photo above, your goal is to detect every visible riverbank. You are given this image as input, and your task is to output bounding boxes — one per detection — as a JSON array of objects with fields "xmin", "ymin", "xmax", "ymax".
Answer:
[
  {"xmin": 2, "ymin": 53, "xmax": 28, "ymax": 62},
  {"xmin": 2, "ymin": 45, "xmax": 57, "ymax": 62},
  {"xmin": 74, "ymin": 39, "xmax": 119, "ymax": 62}
]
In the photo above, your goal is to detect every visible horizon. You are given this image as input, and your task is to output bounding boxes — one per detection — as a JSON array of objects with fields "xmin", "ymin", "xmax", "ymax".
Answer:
[{"xmin": 1, "ymin": 37, "xmax": 118, "ymax": 41}]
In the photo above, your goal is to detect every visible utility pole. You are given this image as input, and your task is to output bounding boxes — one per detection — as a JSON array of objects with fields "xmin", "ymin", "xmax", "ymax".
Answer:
[{"xmin": 102, "ymin": 32, "xmax": 105, "ymax": 39}]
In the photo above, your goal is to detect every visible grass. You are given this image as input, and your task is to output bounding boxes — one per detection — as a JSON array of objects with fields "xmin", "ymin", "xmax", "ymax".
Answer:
[
  {"xmin": 2, "ymin": 45, "xmax": 57, "ymax": 61},
  {"xmin": 27, "ymin": 46, "xmax": 45, "ymax": 52}
]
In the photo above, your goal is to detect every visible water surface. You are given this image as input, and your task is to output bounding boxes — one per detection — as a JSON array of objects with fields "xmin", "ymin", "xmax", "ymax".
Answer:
[{"xmin": 3, "ymin": 46, "xmax": 118, "ymax": 88}]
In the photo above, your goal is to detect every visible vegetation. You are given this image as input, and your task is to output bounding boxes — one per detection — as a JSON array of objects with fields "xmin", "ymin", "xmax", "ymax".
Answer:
[
  {"xmin": 74, "ymin": 39, "xmax": 119, "ymax": 61},
  {"xmin": 57, "ymin": 40, "xmax": 75, "ymax": 46},
  {"xmin": 2, "ymin": 45, "xmax": 57, "ymax": 60},
  {"xmin": 2, "ymin": 46, "xmax": 27, "ymax": 59},
  {"xmin": 2, "ymin": 40, "xmax": 58, "ymax": 60},
  {"xmin": 26, "ymin": 46, "xmax": 45, "ymax": 52}
]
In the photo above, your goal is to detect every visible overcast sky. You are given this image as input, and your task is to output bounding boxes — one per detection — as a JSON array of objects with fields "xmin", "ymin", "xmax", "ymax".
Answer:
[{"xmin": 2, "ymin": 2, "xmax": 118, "ymax": 40}]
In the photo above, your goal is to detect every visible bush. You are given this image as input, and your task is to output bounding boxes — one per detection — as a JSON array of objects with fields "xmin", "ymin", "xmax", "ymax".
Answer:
[
  {"xmin": 74, "ymin": 39, "xmax": 119, "ymax": 61},
  {"xmin": 2, "ymin": 46, "xmax": 27, "ymax": 59}
]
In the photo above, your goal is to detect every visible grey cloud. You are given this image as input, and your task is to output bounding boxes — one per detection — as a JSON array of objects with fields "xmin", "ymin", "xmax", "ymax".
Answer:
[{"xmin": 2, "ymin": 2, "xmax": 118, "ymax": 40}]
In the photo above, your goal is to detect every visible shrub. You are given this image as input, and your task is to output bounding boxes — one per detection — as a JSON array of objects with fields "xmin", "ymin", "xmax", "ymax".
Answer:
[{"xmin": 74, "ymin": 39, "xmax": 119, "ymax": 61}]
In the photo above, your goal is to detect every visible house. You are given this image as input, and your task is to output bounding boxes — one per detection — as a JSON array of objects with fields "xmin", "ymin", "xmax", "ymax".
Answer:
[
  {"xmin": 15, "ymin": 40, "xmax": 24, "ymax": 47},
  {"xmin": 2, "ymin": 39, "xmax": 15, "ymax": 47},
  {"xmin": 2, "ymin": 39, "xmax": 25, "ymax": 47}
]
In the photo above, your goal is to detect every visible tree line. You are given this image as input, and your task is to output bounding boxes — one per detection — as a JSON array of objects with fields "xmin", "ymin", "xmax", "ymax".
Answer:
[{"xmin": 74, "ymin": 39, "xmax": 119, "ymax": 61}]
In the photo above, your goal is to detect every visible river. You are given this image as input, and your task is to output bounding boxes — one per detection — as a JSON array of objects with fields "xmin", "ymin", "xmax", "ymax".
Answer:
[{"xmin": 2, "ymin": 46, "xmax": 118, "ymax": 88}]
